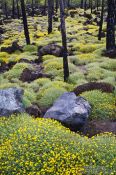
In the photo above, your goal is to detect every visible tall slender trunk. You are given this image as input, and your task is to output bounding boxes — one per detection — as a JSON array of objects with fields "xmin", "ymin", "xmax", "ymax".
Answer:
[
  {"xmin": 90, "ymin": 0, "xmax": 93, "ymax": 13},
  {"xmin": 16, "ymin": 0, "xmax": 20, "ymax": 19},
  {"xmin": 12, "ymin": 0, "xmax": 15, "ymax": 18},
  {"xmin": 56, "ymin": 0, "xmax": 59, "ymax": 13},
  {"xmin": 59, "ymin": 0, "xmax": 69, "ymax": 82},
  {"xmin": 20, "ymin": 0, "xmax": 30, "ymax": 45},
  {"xmin": 84, "ymin": 0, "xmax": 87, "ymax": 11},
  {"xmin": 96, "ymin": 0, "xmax": 99, "ymax": 11},
  {"xmin": 4, "ymin": 2, "xmax": 8, "ymax": 19},
  {"xmin": 98, "ymin": 0, "xmax": 104, "ymax": 40},
  {"xmin": 81, "ymin": 0, "xmax": 84, "ymax": 8},
  {"xmin": 106, "ymin": 0, "xmax": 115, "ymax": 51},
  {"xmin": 67, "ymin": 0, "xmax": 70, "ymax": 8},
  {"xmin": 48, "ymin": 0, "xmax": 54, "ymax": 34},
  {"xmin": 32, "ymin": 0, "xmax": 34, "ymax": 16}
]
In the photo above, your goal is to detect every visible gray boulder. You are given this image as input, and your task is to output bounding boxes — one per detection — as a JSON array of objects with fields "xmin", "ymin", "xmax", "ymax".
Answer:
[
  {"xmin": 0, "ymin": 88, "xmax": 25, "ymax": 117},
  {"xmin": 44, "ymin": 92, "xmax": 91, "ymax": 131}
]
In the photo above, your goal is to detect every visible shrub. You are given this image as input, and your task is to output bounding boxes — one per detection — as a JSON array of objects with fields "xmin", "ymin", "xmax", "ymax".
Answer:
[
  {"xmin": 23, "ymin": 45, "xmax": 38, "ymax": 53},
  {"xmin": 68, "ymin": 72, "xmax": 86, "ymax": 85},
  {"xmin": 38, "ymin": 87, "xmax": 67, "ymax": 108},
  {"xmin": 86, "ymin": 67, "xmax": 105, "ymax": 81},
  {"xmin": 0, "ymin": 115, "xmax": 116, "ymax": 175},
  {"xmin": 100, "ymin": 59, "xmax": 116, "ymax": 71},
  {"xmin": 81, "ymin": 90, "xmax": 115, "ymax": 120},
  {"xmin": 4, "ymin": 63, "xmax": 33, "ymax": 80},
  {"xmin": 37, "ymin": 80, "xmax": 72, "ymax": 107},
  {"xmin": 79, "ymin": 44, "xmax": 101, "ymax": 53},
  {"xmin": 42, "ymin": 55, "xmax": 57, "ymax": 62},
  {"xmin": 22, "ymin": 88, "xmax": 37, "ymax": 108},
  {"xmin": 0, "ymin": 52, "xmax": 9, "ymax": 63}
]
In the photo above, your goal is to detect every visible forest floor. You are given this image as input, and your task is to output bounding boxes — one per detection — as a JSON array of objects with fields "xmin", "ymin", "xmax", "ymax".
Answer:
[{"xmin": 0, "ymin": 8, "xmax": 116, "ymax": 174}]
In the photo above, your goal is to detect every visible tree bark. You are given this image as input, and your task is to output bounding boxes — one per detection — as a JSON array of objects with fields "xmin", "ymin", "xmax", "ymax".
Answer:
[
  {"xmin": 12, "ymin": 0, "xmax": 15, "ymax": 18},
  {"xmin": 98, "ymin": 0, "xmax": 104, "ymax": 40},
  {"xmin": 31, "ymin": 0, "xmax": 34, "ymax": 17},
  {"xmin": 59, "ymin": 0, "xmax": 69, "ymax": 82},
  {"xmin": 106, "ymin": 0, "xmax": 116, "ymax": 51},
  {"xmin": 16, "ymin": 0, "xmax": 20, "ymax": 19},
  {"xmin": 55, "ymin": 0, "xmax": 59, "ymax": 13},
  {"xmin": 20, "ymin": 0, "xmax": 30, "ymax": 45},
  {"xmin": 48, "ymin": 0, "xmax": 54, "ymax": 34},
  {"xmin": 80, "ymin": 0, "xmax": 84, "ymax": 8},
  {"xmin": 84, "ymin": 0, "xmax": 87, "ymax": 11},
  {"xmin": 4, "ymin": 2, "xmax": 8, "ymax": 19}
]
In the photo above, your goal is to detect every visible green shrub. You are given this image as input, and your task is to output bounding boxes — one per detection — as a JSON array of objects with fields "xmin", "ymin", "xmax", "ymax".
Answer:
[
  {"xmin": 100, "ymin": 77, "xmax": 116, "ymax": 86},
  {"xmin": 23, "ymin": 88, "xmax": 37, "ymax": 107},
  {"xmin": 4, "ymin": 63, "xmax": 33, "ymax": 80},
  {"xmin": 0, "ymin": 52, "xmax": 9, "ymax": 63},
  {"xmin": 38, "ymin": 87, "xmax": 66, "ymax": 108},
  {"xmin": 0, "ymin": 115, "xmax": 116, "ymax": 175},
  {"xmin": 86, "ymin": 67, "xmax": 105, "ymax": 81},
  {"xmin": 68, "ymin": 72, "xmax": 86, "ymax": 85},
  {"xmin": 37, "ymin": 80, "xmax": 72, "ymax": 107},
  {"xmin": 23, "ymin": 45, "xmax": 38, "ymax": 53},
  {"xmin": 81, "ymin": 90, "xmax": 115, "ymax": 120},
  {"xmin": 42, "ymin": 55, "xmax": 57, "ymax": 62},
  {"xmin": 79, "ymin": 44, "xmax": 102, "ymax": 53},
  {"xmin": 100, "ymin": 59, "xmax": 116, "ymax": 71},
  {"xmin": 69, "ymin": 54, "xmax": 100, "ymax": 66}
]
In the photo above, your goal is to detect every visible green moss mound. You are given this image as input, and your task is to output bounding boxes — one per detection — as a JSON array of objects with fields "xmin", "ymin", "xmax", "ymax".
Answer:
[
  {"xmin": 0, "ymin": 115, "xmax": 116, "ymax": 175},
  {"xmin": 81, "ymin": 90, "xmax": 115, "ymax": 120}
]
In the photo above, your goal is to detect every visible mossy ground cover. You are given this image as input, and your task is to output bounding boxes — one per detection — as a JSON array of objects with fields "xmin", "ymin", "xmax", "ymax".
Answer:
[
  {"xmin": 0, "ymin": 10, "xmax": 116, "ymax": 174},
  {"xmin": 0, "ymin": 114, "xmax": 116, "ymax": 175},
  {"xmin": 0, "ymin": 13, "xmax": 115, "ymax": 118}
]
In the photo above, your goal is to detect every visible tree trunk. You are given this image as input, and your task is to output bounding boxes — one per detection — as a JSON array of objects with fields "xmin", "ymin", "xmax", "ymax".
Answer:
[
  {"xmin": 20, "ymin": 0, "xmax": 30, "ymax": 45},
  {"xmin": 67, "ymin": 0, "xmax": 70, "ymax": 8},
  {"xmin": 16, "ymin": 0, "xmax": 20, "ymax": 19},
  {"xmin": 90, "ymin": 0, "xmax": 93, "ymax": 13},
  {"xmin": 55, "ymin": 0, "xmax": 59, "ymax": 13},
  {"xmin": 84, "ymin": 0, "xmax": 87, "ymax": 11},
  {"xmin": 106, "ymin": 0, "xmax": 116, "ymax": 51},
  {"xmin": 31, "ymin": 0, "xmax": 34, "ymax": 17},
  {"xmin": 59, "ymin": 0, "xmax": 69, "ymax": 82},
  {"xmin": 12, "ymin": 0, "xmax": 15, "ymax": 18},
  {"xmin": 4, "ymin": 2, "xmax": 8, "ymax": 19},
  {"xmin": 96, "ymin": 0, "xmax": 99, "ymax": 11},
  {"xmin": 81, "ymin": 0, "xmax": 84, "ymax": 8},
  {"xmin": 48, "ymin": 0, "xmax": 54, "ymax": 34},
  {"xmin": 98, "ymin": 0, "xmax": 104, "ymax": 40}
]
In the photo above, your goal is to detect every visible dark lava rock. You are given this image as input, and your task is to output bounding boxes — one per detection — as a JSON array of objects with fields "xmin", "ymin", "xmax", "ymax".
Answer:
[
  {"xmin": 26, "ymin": 105, "xmax": 42, "ymax": 117},
  {"xmin": 73, "ymin": 82, "xmax": 115, "ymax": 95},
  {"xmin": 0, "ymin": 88, "xmax": 25, "ymax": 117},
  {"xmin": 0, "ymin": 27, "xmax": 5, "ymax": 34},
  {"xmin": 102, "ymin": 49, "xmax": 116, "ymax": 59},
  {"xmin": 44, "ymin": 92, "xmax": 91, "ymax": 131},
  {"xmin": 1, "ymin": 41, "xmax": 23, "ymax": 54},
  {"xmin": 38, "ymin": 44, "xmax": 63, "ymax": 57},
  {"xmin": 84, "ymin": 12, "xmax": 93, "ymax": 20},
  {"xmin": 0, "ymin": 61, "xmax": 16, "ymax": 74},
  {"xmin": 81, "ymin": 120, "xmax": 116, "ymax": 137},
  {"xmin": 83, "ymin": 19, "xmax": 93, "ymax": 25},
  {"xmin": 20, "ymin": 67, "xmax": 52, "ymax": 82}
]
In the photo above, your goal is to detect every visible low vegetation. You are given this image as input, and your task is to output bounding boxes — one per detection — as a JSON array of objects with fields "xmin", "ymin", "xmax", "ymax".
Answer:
[{"xmin": 0, "ymin": 114, "xmax": 116, "ymax": 175}]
